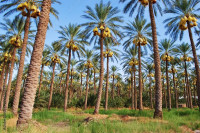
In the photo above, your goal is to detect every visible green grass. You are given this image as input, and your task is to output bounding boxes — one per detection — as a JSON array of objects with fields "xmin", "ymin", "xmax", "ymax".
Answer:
[{"xmin": 1, "ymin": 108, "xmax": 200, "ymax": 133}]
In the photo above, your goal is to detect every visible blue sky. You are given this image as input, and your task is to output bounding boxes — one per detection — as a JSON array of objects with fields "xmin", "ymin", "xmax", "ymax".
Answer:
[{"xmin": 0, "ymin": 0, "xmax": 199, "ymax": 79}]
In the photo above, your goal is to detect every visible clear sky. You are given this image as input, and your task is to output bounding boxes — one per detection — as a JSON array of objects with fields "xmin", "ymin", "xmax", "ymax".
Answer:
[{"xmin": 0, "ymin": 0, "xmax": 199, "ymax": 79}]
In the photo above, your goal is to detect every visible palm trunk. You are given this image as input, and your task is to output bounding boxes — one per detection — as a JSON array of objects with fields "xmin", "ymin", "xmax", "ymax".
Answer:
[
  {"xmin": 0, "ymin": 64, "xmax": 5, "ymax": 100},
  {"xmin": 149, "ymin": 77, "xmax": 153, "ymax": 109},
  {"xmin": 38, "ymin": 64, "xmax": 44, "ymax": 97},
  {"xmin": 187, "ymin": 21, "xmax": 200, "ymax": 110},
  {"xmin": 12, "ymin": 15, "xmax": 31, "ymax": 116},
  {"xmin": 166, "ymin": 60, "xmax": 171, "ymax": 111},
  {"xmin": 194, "ymin": 84, "xmax": 197, "ymax": 106},
  {"xmin": 131, "ymin": 72, "xmax": 134, "ymax": 109},
  {"xmin": 184, "ymin": 61, "xmax": 192, "ymax": 108},
  {"xmin": 94, "ymin": 71, "xmax": 96, "ymax": 95},
  {"xmin": 0, "ymin": 64, "xmax": 9, "ymax": 111},
  {"xmin": 94, "ymin": 33, "xmax": 104, "ymax": 114},
  {"xmin": 134, "ymin": 70, "xmax": 137, "ymax": 110},
  {"xmin": 17, "ymin": 0, "xmax": 51, "ymax": 125},
  {"xmin": 59, "ymin": 76, "xmax": 63, "ymax": 94},
  {"xmin": 138, "ymin": 44, "xmax": 143, "ymax": 110},
  {"xmin": 69, "ymin": 70, "xmax": 73, "ymax": 103},
  {"xmin": 172, "ymin": 72, "xmax": 178, "ymax": 108},
  {"xmin": 48, "ymin": 63, "xmax": 56, "ymax": 110},
  {"xmin": 112, "ymin": 74, "xmax": 115, "ymax": 99},
  {"xmin": 5, "ymin": 47, "xmax": 17, "ymax": 111},
  {"xmin": 162, "ymin": 77, "xmax": 167, "ymax": 109},
  {"xmin": 64, "ymin": 48, "xmax": 71, "ymax": 111},
  {"xmin": 149, "ymin": 1, "xmax": 163, "ymax": 118},
  {"xmin": 84, "ymin": 68, "xmax": 90, "ymax": 109},
  {"xmin": 80, "ymin": 74, "xmax": 83, "ymax": 97},
  {"xmin": 105, "ymin": 56, "xmax": 109, "ymax": 110}
]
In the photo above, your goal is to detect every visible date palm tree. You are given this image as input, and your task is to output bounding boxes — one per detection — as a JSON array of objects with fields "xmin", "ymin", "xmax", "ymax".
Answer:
[
  {"xmin": 82, "ymin": 1, "xmax": 123, "ymax": 114},
  {"xmin": 159, "ymin": 39, "xmax": 176, "ymax": 111},
  {"xmin": 121, "ymin": 46, "xmax": 138, "ymax": 110},
  {"xmin": 164, "ymin": 0, "xmax": 200, "ymax": 110},
  {"xmin": 123, "ymin": 17, "xmax": 152, "ymax": 110},
  {"xmin": 110, "ymin": 66, "xmax": 118, "ymax": 100},
  {"xmin": 120, "ymin": 0, "xmax": 167, "ymax": 118},
  {"xmin": 17, "ymin": 0, "xmax": 52, "ymax": 125},
  {"xmin": 57, "ymin": 23, "xmax": 87, "ymax": 111},
  {"xmin": 94, "ymin": 39, "xmax": 120, "ymax": 110}
]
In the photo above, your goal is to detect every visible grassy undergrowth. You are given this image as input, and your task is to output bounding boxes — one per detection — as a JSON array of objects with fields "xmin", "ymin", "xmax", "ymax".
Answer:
[{"xmin": 0, "ymin": 108, "xmax": 199, "ymax": 133}]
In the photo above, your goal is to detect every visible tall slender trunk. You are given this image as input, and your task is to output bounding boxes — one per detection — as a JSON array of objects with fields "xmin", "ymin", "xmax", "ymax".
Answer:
[
  {"xmin": 84, "ymin": 68, "xmax": 90, "ymax": 109},
  {"xmin": 105, "ymin": 56, "xmax": 109, "ymax": 110},
  {"xmin": 12, "ymin": 15, "xmax": 31, "ymax": 116},
  {"xmin": 162, "ymin": 77, "xmax": 167, "ymax": 109},
  {"xmin": 131, "ymin": 72, "xmax": 134, "ymax": 109},
  {"xmin": 172, "ymin": 72, "xmax": 178, "ymax": 108},
  {"xmin": 194, "ymin": 84, "xmax": 197, "ymax": 106},
  {"xmin": 69, "ymin": 69, "xmax": 73, "ymax": 103},
  {"xmin": 80, "ymin": 74, "xmax": 83, "ymax": 97},
  {"xmin": 138, "ymin": 44, "xmax": 143, "ymax": 110},
  {"xmin": 149, "ymin": 77, "xmax": 153, "ymax": 109},
  {"xmin": 93, "ymin": 71, "xmax": 96, "ymax": 95},
  {"xmin": 187, "ymin": 21, "xmax": 200, "ymax": 111},
  {"xmin": 0, "ymin": 64, "xmax": 9, "ymax": 111},
  {"xmin": 149, "ymin": 1, "xmax": 163, "ymax": 118},
  {"xmin": 59, "ymin": 76, "xmax": 63, "ymax": 94},
  {"xmin": 134, "ymin": 70, "xmax": 137, "ymax": 110},
  {"xmin": 112, "ymin": 73, "xmax": 115, "ymax": 99},
  {"xmin": 48, "ymin": 63, "xmax": 56, "ymax": 110},
  {"xmin": 17, "ymin": 0, "xmax": 51, "ymax": 125},
  {"xmin": 64, "ymin": 48, "xmax": 71, "ymax": 111},
  {"xmin": 0, "ymin": 64, "xmax": 5, "ymax": 100},
  {"xmin": 166, "ymin": 60, "xmax": 171, "ymax": 111},
  {"xmin": 94, "ymin": 33, "xmax": 104, "ymax": 114},
  {"xmin": 184, "ymin": 61, "xmax": 192, "ymax": 108},
  {"xmin": 183, "ymin": 78, "xmax": 187, "ymax": 106},
  {"xmin": 38, "ymin": 65, "xmax": 44, "ymax": 97},
  {"xmin": 5, "ymin": 48, "xmax": 17, "ymax": 111}
]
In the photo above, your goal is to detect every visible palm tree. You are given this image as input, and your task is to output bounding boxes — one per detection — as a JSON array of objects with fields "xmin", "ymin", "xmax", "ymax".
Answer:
[
  {"xmin": 37, "ymin": 49, "xmax": 50, "ymax": 97},
  {"xmin": 57, "ymin": 23, "xmax": 87, "ymax": 111},
  {"xmin": 120, "ymin": 0, "xmax": 165, "ymax": 118},
  {"xmin": 91, "ymin": 57, "xmax": 99, "ymax": 95},
  {"xmin": 110, "ymin": 66, "xmax": 117, "ymax": 100},
  {"xmin": 174, "ymin": 43, "xmax": 193, "ymax": 108},
  {"xmin": 159, "ymin": 39, "xmax": 176, "ymax": 111},
  {"xmin": 46, "ymin": 42, "xmax": 63, "ymax": 110},
  {"xmin": 94, "ymin": 39, "xmax": 120, "ymax": 110},
  {"xmin": 76, "ymin": 64, "xmax": 85, "ymax": 98},
  {"xmin": 121, "ymin": 46, "xmax": 138, "ymax": 110},
  {"xmin": 123, "ymin": 17, "xmax": 152, "ymax": 110},
  {"xmin": 17, "ymin": 0, "xmax": 52, "ymax": 125},
  {"xmin": 164, "ymin": 0, "xmax": 200, "ymax": 110},
  {"xmin": 0, "ymin": 0, "xmax": 60, "ymax": 116},
  {"xmin": 82, "ymin": 1, "xmax": 123, "ymax": 114},
  {"xmin": 0, "ymin": 17, "xmax": 24, "ymax": 111},
  {"xmin": 79, "ymin": 50, "xmax": 94, "ymax": 109}
]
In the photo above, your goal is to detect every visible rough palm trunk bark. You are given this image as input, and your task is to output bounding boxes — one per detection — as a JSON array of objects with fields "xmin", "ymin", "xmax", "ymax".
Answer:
[
  {"xmin": 0, "ymin": 64, "xmax": 5, "ymax": 100},
  {"xmin": 149, "ymin": 77, "xmax": 153, "ymax": 109},
  {"xmin": 112, "ymin": 73, "xmax": 115, "ymax": 99},
  {"xmin": 38, "ymin": 64, "xmax": 44, "ymax": 97},
  {"xmin": 12, "ymin": 15, "xmax": 31, "ymax": 116},
  {"xmin": 84, "ymin": 68, "xmax": 90, "ymax": 109},
  {"xmin": 64, "ymin": 48, "xmax": 71, "ymax": 111},
  {"xmin": 131, "ymin": 72, "xmax": 134, "ymax": 109},
  {"xmin": 93, "ymin": 71, "xmax": 96, "ymax": 95},
  {"xmin": 166, "ymin": 60, "xmax": 171, "ymax": 111},
  {"xmin": 48, "ymin": 63, "xmax": 56, "ymax": 110},
  {"xmin": 17, "ymin": 0, "xmax": 51, "ymax": 125},
  {"xmin": 5, "ymin": 47, "xmax": 17, "ymax": 111},
  {"xmin": 134, "ymin": 70, "xmax": 137, "ymax": 110},
  {"xmin": 80, "ymin": 74, "xmax": 83, "ymax": 97},
  {"xmin": 0, "ymin": 64, "xmax": 9, "ymax": 111},
  {"xmin": 69, "ymin": 69, "xmax": 73, "ymax": 103},
  {"xmin": 172, "ymin": 72, "xmax": 178, "ymax": 108},
  {"xmin": 105, "ymin": 56, "xmax": 109, "ymax": 110},
  {"xmin": 187, "ymin": 21, "xmax": 200, "ymax": 111},
  {"xmin": 138, "ymin": 44, "xmax": 143, "ymax": 110},
  {"xmin": 149, "ymin": 1, "xmax": 163, "ymax": 118},
  {"xmin": 94, "ymin": 32, "xmax": 104, "ymax": 114}
]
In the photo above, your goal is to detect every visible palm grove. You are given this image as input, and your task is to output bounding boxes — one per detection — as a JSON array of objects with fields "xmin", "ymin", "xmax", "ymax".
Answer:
[{"xmin": 0, "ymin": 0, "xmax": 199, "ymax": 127}]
